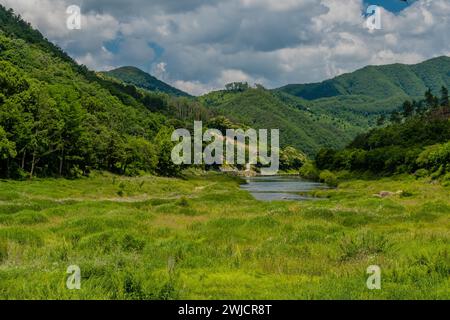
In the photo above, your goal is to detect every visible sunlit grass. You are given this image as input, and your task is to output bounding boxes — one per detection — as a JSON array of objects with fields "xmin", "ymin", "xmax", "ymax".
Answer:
[{"xmin": 0, "ymin": 172, "xmax": 449, "ymax": 299}]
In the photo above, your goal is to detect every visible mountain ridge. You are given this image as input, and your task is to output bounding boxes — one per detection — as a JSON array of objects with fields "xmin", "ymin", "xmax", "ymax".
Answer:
[
  {"xmin": 199, "ymin": 88, "xmax": 366, "ymax": 156},
  {"xmin": 0, "ymin": 5, "xmax": 185, "ymax": 178},
  {"xmin": 276, "ymin": 56, "xmax": 450, "ymax": 101},
  {"xmin": 2, "ymin": 4, "xmax": 450, "ymax": 160},
  {"xmin": 200, "ymin": 56, "xmax": 450, "ymax": 155},
  {"xmin": 103, "ymin": 66, "xmax": 191, "ymax": 97}
]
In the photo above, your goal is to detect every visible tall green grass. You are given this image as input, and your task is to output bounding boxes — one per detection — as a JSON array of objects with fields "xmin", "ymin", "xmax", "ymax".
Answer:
[{"xmin": 0, "ymin": 172, "xmax": 448, "ymax": 299}]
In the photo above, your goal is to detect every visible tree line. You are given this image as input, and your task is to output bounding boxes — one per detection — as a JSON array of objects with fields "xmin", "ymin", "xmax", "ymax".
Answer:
[{"xmin": 316, "ymin": 88, "xmax": 450, "ymax": 177}]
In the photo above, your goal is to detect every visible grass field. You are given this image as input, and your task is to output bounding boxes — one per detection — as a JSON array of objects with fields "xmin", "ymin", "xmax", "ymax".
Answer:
[{"xmin": 0, "ymin": 171, "xmax": 449, "ymax": 299}]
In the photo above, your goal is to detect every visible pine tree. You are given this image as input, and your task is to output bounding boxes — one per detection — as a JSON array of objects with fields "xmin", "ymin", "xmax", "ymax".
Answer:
[
  {"xmin": 402, "ymin": 101, "xmax": 414, "ymax": 118},
  {"xmin": 440, "ymin": 86, "xmax": 449, "ymax": 107},
  {"xmin": 425, "ymin": 88, "xmax": 438, "ymax": 109},
  {"xmin": 390, "ymin": 111, "xmax": 402, "ymax": 124},
  {"xmin": 376, "ymin": 114, "xmax": 386, "ymax": 126}
]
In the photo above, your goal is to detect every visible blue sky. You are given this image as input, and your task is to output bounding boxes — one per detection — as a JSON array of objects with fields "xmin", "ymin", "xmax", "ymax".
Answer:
[
  {"xmin": 367, "ymin": 0, "xmax": 415, "ymax": 13},
  {"xmin": 2, "ymin": 0, "xmax": 449, "ymax": 95}
]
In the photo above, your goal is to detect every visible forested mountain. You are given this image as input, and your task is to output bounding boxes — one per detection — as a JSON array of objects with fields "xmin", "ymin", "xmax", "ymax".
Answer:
[
  {"xmin": 0, "ymin": 5, "xmax": 185, "ymax": 178},
  {"xmin": 105, "ymin": 57, "xmax": 450, "ymax": 157},
  {"xmin": 1, "ymin": 3, "xmax": 449, "ymax": 178},
  {"xmin": 0, "ymin": 5, "xmax": 287, "ymax": 178},
  {"xmin": 103, "ymin": 66, "xmax": 190, "ymax": 97},
  {"xmin": 200, "ymin": 88, "xmax": 366, "ymax": 156},
  {"xmin": 278, "ymin": 57, "xmax": 450, "ymax": 101},
  {"xmin": 316, "ymin": 87, "xmax": 450, "ymax": 177},
  {"xmin": 200, "ymin": 57, "xmax": 450, "ymax": 156},
  {"xmin": 275, "ymin": 57, "xmax": 450, "ymax": 128}
]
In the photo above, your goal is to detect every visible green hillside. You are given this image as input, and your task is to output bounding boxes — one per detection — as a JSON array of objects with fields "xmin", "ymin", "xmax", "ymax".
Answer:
[
  {"xmin": 2, "ymin": 3, "xmax": 449, "ymax": 168},
  {"xmin": 104, "ymin": 66, "xmax": 190, "ymax": 97},
  {"xmin": 0, "ymin": 5, "xmax": 183, "ymax": 178},
  {"xmin": 277, "ymin": 57, "xmax": 450, "ymax": 124},
  {"xmin": 316, "ymin": 87, "xmax": 450, "ymax": 177},
  {"xmin": 199, "ymin": 57, "xmax": 450, "ymax": 157},
  {"xmin": 278, "ymin": 56, "xmax": 450, "ymax": 101},
  {"xmin": 200, "ymin": 88, "xmax": 367, "ymax": 156}
]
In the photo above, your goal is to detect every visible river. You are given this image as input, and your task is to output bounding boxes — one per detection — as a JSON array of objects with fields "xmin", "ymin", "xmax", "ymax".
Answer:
[{"xmin": 240, "ymin": 175, "xmax": 329, "ymax": 201}]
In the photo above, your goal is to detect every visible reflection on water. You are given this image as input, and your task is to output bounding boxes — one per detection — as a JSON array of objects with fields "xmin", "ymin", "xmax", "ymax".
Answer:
[{"xmin": 240, "ymin": 176, "xmax": 328, "ymax": 201}]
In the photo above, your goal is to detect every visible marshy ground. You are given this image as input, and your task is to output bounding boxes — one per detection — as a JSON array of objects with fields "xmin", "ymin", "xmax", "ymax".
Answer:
[{"xmin": 0, "ymin": 172, "xmax": 449, "ymax": 299}]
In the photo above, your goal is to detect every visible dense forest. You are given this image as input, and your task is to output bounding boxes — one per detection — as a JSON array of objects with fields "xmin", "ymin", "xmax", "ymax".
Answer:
[
  {"xmin": 315, "ymin": 87, "xmax": 450, "ymax": 179},
  {"xmin": 199, "ymin": 87, "xmax": 364, "ymax": 156},
  {"xmin": 199, "ymin": 57, "xmax": 450, "ymax": 157},
  {"xmin": 278, "ymin": 57, "xmax": 450, "ymax": 101},
  {"xmin": 0, "ymin": 6, "xmax": 193, "ymax": 178},
  {"xmin": 1, "ymin": 5, "xmax": 449, "ymax": 180},
  {"xmin": 0, "ymin": 6, "xmax": 309, "ymax": 179}
]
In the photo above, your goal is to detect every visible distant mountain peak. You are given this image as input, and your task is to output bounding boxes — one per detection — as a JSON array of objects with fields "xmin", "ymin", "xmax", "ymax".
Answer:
[
  {"xmin": 277, "ymin": 56, "xmax": 450, "ymax": 101},
  {"xmin": 112, "ymin": 66, "xmax": 145, "ymax": 72},
  {"xmin": 104, "ymin": 66, "xmax": 191, "ymax": 97}
]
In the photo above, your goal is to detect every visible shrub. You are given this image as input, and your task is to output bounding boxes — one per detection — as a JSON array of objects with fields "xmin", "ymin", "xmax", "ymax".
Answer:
[
  {"xmin": 117, "ymin": 182, "xmax": 126, "ymax": 197},
  {"xmin": 69, "ymin": 165, "xmax": 84, "ymax": 178},
  {"xmin": 414, "ymin": 168, "xmax": 429, "ymax": 178},
  {"xmin": 430, "ymin": 165, "xmax": 445, "ymax": 180},
  {"xmin": 319, "ymin": 170, "xmax": 338, "ymax": 187},
  {"xmin": 399, "ymin": 190, "xmax": 414, "ymax": 198},
  {"xmin": 315, "ymin": 149, "xmax": 336, "ymax": 170},
  {"xmin": 442, "ymin": 172, "xmax": 450, "ymax": 187},
  {"xmin": 299, "ymin": 161, "xmax": 319, "ymax": 180},
  {"xmin": 417, "ymin": 142, "xmax": 450, "ymax": 174},
  {"xmin": 177, "ymin": 197, "xmax": 190, "ymax": 207},
  {"xmin": 279, "ymin": 146, "xmax": 307, "ymax": 170},
  {"xmin": 339, "ymin": 232, "xmax": 391, "ymax": 261},
  {"xmin": 336, "ymin": 170, "xmax": 352, "ymax": 181}
]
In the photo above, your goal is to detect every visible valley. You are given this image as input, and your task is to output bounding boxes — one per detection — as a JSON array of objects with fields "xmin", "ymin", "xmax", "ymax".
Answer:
[
  {"xmin": 0, "ymin": 4, "xmax": 449, "ymax": 301},
  {"xmin": 1, "ymin": 172, "xmax": 449, "ymax": 299}
]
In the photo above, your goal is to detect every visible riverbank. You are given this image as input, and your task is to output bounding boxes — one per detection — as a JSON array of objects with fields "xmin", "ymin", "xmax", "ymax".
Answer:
[{"xmin": 0, "ymin": 172, "xmax": 449, "ymax": 299}]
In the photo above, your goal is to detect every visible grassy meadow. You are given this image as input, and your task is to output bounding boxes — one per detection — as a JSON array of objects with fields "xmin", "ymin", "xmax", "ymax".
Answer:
[{"xmin": 0, "ymin": 172, "xmax": 449, "ymax": 299}]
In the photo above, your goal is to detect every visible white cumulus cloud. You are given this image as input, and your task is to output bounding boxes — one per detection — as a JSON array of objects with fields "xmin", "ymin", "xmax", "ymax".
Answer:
[{"xmin": 1, "ymin": 0, "xmax": 449, "ymax": 95}]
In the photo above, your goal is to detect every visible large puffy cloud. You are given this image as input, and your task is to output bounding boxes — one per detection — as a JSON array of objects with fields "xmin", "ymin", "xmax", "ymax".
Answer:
[{"xmin": 1, "ymin": 0, "xmax": 449, "ymax": 95}]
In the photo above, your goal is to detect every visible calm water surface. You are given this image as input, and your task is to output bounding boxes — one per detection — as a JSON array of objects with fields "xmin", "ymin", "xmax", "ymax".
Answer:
[{"xmin": 240, "ymin": 176, "xmax": 328, "ymax": 201}]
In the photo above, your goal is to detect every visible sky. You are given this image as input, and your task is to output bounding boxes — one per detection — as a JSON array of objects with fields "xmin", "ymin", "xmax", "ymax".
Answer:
[
  {"xmin": 366, "ymin": 0, "xmax": 415, "ymax": 13},
  {"xmin": 1, "ymin": 0, "xmax": 449, "ymax": 96}
]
